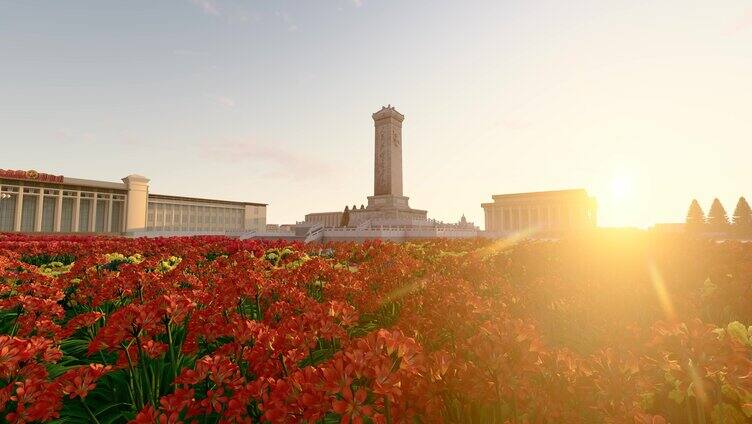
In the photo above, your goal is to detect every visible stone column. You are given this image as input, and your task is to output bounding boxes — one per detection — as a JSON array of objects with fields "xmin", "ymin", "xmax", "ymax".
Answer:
[
  {"xmin": 72, "ymin": 192, "xmax": 80, "ymax": 232},
  {"xmin": 54, "ymin": 191, "xmax": 63, "ymax": 232},
  {"xmin": 122, "ymin": 175, "xmax": 150, "ymax": 234},
  {"xmin": 90, "ymin": 199, "xmax": 97, "ymax": 232},
  {"xmin": 107, "ymin": 196, "xmax": 114, "ymax": 232},
  {"xmin": 483, "ymin": 207, "xmax": 492, "ymax": 231},
  {"xmin": 13, "ymin": 187, "xmax": 23, "ymax": 232},
  {"xmin": 34, "ymin": 191, "xmax": 43, "ymax": 232}
]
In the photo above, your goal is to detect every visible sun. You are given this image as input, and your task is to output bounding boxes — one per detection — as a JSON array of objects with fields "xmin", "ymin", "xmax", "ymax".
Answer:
[{"xmin": 611, "ymin": 176, "xmax": 632, "ymax": 201}]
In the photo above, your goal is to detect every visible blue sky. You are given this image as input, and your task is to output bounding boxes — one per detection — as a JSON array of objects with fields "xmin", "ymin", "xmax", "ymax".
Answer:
[{"xmin": 2, "ymin": 0, "xmax": 752, "ymax": 227}]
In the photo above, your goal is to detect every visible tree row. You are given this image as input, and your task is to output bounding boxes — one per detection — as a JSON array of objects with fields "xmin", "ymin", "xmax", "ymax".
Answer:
[{"xmin": 686, "ymin": 197, "xmax": 752, "ymax": 233}]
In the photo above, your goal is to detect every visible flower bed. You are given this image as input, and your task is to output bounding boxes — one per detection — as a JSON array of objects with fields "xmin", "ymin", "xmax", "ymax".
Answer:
[{"xmin": 1, "ymin": 233, "xmax": 751, "ymax": 423}]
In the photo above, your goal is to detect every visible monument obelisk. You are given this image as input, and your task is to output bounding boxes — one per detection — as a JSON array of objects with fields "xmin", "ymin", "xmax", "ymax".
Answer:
[
  {"xmin": 373, "ymin": 105, "xmax": 403, "ymax": 197},
  {"xmin": 303, "ymin": 105, "xmax": 428, "ymax": 228},
  {"xmin": 357, "ymin": 105, "xmax": 426, "ymax": 223}
]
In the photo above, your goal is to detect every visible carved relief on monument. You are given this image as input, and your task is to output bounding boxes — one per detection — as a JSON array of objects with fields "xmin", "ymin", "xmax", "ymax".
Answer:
[
  {"xmin": 373, "ymin": 105, "xmax": 405, "ymax": 197},
  {"xmin": 375, "ymin": 127, "xmax": 389, "ymax": 194},
  {"xmin": 391, "ymin": 128, "xmax": 400, "ymax": 147}
]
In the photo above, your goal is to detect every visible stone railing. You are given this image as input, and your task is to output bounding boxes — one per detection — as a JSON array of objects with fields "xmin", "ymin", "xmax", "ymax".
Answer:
[
  {"xmin": 129, "ymin": 230, "xmax": 239, "ymax": 238},
  {"xmin": 320, "ymin": 226, "xmax": 478, "ymax": 239}
]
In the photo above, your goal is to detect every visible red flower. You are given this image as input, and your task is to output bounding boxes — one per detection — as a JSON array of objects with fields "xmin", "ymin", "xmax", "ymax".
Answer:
[
  {"xmin": 141, "ymin": 340, "xmax": 168, "ymax": 358},
  {"xmin": 332, "ymin": 387, "xmax": 373, "ymax": 424},
  {"xmin": 59, "ymin": 363, "xmax": 112, "ymax": 399}
]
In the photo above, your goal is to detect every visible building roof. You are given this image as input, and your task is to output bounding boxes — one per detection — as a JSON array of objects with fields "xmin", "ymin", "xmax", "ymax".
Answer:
[
  {"xmin": 148, "ymin": 193, "xmax": 266, "ymax": 207},
  {"xmin": 306, "ymin": 211, "xmax": 344, "ymax": 215},
  {"xmin": 491, "ymin": 188, "xmax": 590, "ymax": 200},
  {"xmin": 63, "ymin": 177, "xmax": 127, "ymax": 190}
]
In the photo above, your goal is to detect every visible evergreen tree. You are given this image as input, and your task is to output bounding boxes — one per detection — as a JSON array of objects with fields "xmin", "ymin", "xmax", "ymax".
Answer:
[
  {"xmin": 732, "ymin": 196, "xmax": 752, "ymax": 235},
  {"xmin": 685, "ymin": 199, "xmax": 706, "ymax": 232},
  {"xmin": 707, "ymin": 198, "xmax": 730, "ymax": 233}
]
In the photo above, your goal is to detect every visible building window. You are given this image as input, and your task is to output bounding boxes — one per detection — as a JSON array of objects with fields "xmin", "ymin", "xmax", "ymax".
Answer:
[
  {"xmin": 553, "ymin": 206, "xmax": 560, "ymax": 227},
  {"xmin": 165, "ymin": 205, "xmax": 174, "ymax": 230},
  {"xmin": 179, "ymin": 205, "xmax": 185, "ymax": 230},
  {"xmin": 159, "ymin": 204, "xmax": 166, "ymax": 230},
  {"xmin": 147, "ymin": 206, "xmax": 155, "ymax": 229},
  {"xmin": 79, "ymin": 199, "xmax": 91, "ymax": 232},
  {"xmin": 61, "ymin": 197, "xmax": 74, "ymax": 232},
  {"xmin": 0, "ymin": 193, "xmax": 16, "ymax": 231},
  {"xmin": 95, "ymin": 200, "xmax": 107, "ymax": 232},
  {"xmin": 42, "ymin": 197, "xmax": 56, "ymax": 232},
  {"xmin": 111, "ymin": 201, "xmax": 123, "ymax": 233},
  {"xmin": 21, "ymin": 195, "xmax": 37, "ymax": 232}
]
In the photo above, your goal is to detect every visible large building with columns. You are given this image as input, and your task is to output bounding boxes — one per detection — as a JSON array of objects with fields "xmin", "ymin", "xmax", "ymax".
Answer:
[
  {"xmin": 0, "ymin": 169, "xmax": 266, "ymax": 235},
  {"xmin": 482, "ymin": 189, "xmax": 596, "ymax": 233}
]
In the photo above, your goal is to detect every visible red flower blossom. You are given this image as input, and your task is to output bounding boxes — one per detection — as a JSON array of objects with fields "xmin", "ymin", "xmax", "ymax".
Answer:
[
  {"xmin": 59, "ymin": 363, "xmax": 112, "ymax": 399},
  {"xmin": 332, "ymin": 387, "xmax": 373, "ymax": 424}
]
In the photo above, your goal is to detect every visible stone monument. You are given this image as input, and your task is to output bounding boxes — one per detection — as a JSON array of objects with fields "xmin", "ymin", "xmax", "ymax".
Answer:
[
  {"xmin": 300, "ymin": 105, "xmax": 428, "ymax": 228},
  {"xmin": 373, "ymin": 105, "xmax": 403, "ymax": 197},
  {"xmin": 347, "ymin": 105, "xmax": 427, "ymax": 226}
]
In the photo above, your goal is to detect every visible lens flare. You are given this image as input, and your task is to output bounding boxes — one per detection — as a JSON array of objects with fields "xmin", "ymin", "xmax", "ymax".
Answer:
[
  {"xmin": 478, "ymin": 226, "xmax": 540, "ymax": 259},
  {"xmin": 648, "ymin": 262, "xmax": 675, "ymax": 321}
]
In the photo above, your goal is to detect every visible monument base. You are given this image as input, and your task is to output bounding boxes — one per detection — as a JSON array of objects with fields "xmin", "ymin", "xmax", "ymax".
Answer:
[
  {"xmin": 366, "ymin": 195, "xmax": 412, "ymax": 210},
  {"xmin": 346, "ymin": 195, "xmax": 427, "ymax": 227}
]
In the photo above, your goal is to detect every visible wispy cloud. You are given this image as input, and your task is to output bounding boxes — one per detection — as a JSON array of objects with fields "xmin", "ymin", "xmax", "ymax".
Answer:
[
  {"xmin": 297, "ymin": 72, "xmax": 317, "ymax": 85},
  {"xmin": 729, "ymin": 8, "xmax": 752, "ymax": 34},
  {"xmin": 201, "ymin": 138, "xmax": 334, "ymax": 180},
  {"xmin": 217, "ymin": 96, "xmax": 236, "ymax": 109},
  {"xmin": 276, "ymin": 11, "xmax": 298, "ymax": 32},
  {"xmin": 189, "ymin": 0, "xmax": 219, "ymax": 16},
  {"xmin": 499, "ymin": 118, "xmax": 533, "ymax": 131},
  {"xmin": 120, "ymin": 132, "xmax": 144, "ymax": 146},
  {"xmin": 351, "ymin": 0, "xmax": 364, "ymax": 7},
  {"xmin": 56, "ymin": 129, "xmax": 74, "ymax": 140},
  {"xmin": 205, "ymin": 94, "xmax": 236, "ymax": 109},
  {"xmin": 227, "ymin": 10, "xmax": 261, "ymax": 25},
  {"xmin": 56, "ymin": 129, "xmax": 95, "ymax": 143},
  {"xmin": 172, "ymin": 48, "xmax": 205, "ymax": 57}
]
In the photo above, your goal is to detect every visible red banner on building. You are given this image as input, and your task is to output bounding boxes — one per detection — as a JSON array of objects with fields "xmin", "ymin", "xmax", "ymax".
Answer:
[{"xmin": 0, "ymin": 169, "xmax": 64, "ymax": 183}]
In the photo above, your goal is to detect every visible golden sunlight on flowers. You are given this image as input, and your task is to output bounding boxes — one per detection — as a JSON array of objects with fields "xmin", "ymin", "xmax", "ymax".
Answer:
[{"xmin": 0, "ymin": 233, "xmax": 751, "ymax": 423}]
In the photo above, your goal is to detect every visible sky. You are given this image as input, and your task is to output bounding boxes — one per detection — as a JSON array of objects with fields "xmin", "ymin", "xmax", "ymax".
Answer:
[{"xmin": 1, "ymin": 0, "xmax": 751, "ymax": 228}]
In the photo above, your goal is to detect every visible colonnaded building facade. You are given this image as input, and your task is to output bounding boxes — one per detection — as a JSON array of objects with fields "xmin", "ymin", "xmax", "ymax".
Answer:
[
  {"xmin": 0, "ymin": 169, "xmax": 266, "ymax": 235},
  {"xmin": 481, "ymin": 189, "xmax": 597, "ymax": 233}
]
